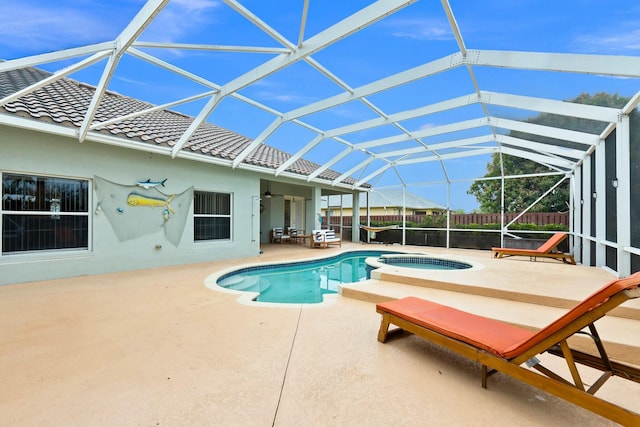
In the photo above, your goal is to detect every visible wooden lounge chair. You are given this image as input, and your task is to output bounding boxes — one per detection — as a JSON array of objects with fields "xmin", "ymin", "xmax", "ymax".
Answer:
[
  {"xmin": 376, "ymin": 272, "xmax": 640, "ymax": 425},
  {"xmin": 492, "ymin": 232, "xmax": 576, "ymax": 264}
]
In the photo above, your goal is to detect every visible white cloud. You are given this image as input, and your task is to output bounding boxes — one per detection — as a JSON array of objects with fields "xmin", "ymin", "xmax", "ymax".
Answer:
[
  {"xmin": 115, "ymin": 75, "xmax": 150, "ymax": 87},
  {"xmin": 142, "ymin": 0, "xmax": 221, "ymax": 43},
  {"xmin": 0, "ymin": 1, "xmax": 223, "ymax": 55},
  {"xmin": 574, "ymin": 25, "xmax": 640, "ymax": 53},
  {"xmin": 0, "ymin": 3, "xmax": 120, "ymax": 53},
  {"xmin": 255, "ymin": 90, "xmax": 316, "ymax": 105},
  {"xmin": 382, "ymin": 17, "xmax": 453, "ymax": 41}
]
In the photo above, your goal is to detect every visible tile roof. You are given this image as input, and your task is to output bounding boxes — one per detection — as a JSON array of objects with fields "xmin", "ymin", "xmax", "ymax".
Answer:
[{"xmin": 0, "ymin": 66, "xmax": 365, "ymax": 187}]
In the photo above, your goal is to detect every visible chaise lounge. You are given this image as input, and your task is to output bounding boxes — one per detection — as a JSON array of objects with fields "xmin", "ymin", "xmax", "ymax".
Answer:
[
  {"xmin": 376, "ymin": 272, "xmax": 640, "ymax": 425},
  {"xmin": 492, "ymin": 232, "xmax": 576, "ymax": 264}
]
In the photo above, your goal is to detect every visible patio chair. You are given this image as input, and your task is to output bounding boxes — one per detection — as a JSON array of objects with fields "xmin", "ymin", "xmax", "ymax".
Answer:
[
  {"xmin": 288, "ymin": 228, "xmax": 303, "ymax": 245},
  {"xmin": 492, "ymin": 232, "xmax": 576, "ymax": 264},
  {"xmin": 311, "ymin": 229, "xmax": 341, "ymax": 248},
  {"xmin": 376, "ymin": 272, "xmax": 640, "ymax": 426},
  {"xmin": 271, "ymin": 227, "xmax": 290, "ymax": 244}
]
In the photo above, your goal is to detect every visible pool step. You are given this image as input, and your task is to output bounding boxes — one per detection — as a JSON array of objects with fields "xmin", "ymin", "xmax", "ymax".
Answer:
[
  {"xmin": 357, "ymin": 268, "xmax": 640, "ymax": 321},
  {"xmin": 219, "ymin": 276, "xmax": 261, "ymax": 292},
  {"xmin": 340, "ymin": 278, "xmax": 640, "ymax": 366}
]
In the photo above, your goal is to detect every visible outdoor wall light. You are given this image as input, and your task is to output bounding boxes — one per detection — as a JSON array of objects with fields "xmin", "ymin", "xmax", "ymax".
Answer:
[
  {"xmin": 612, "ymin": 179, "xmax": 618, "ymax": 188},
  {"xmin": 592, "ymin": 192, "xmax": 597, "ymax": 199}
]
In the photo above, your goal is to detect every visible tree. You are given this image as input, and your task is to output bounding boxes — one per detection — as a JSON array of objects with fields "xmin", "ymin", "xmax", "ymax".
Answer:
[
  {"xmin": 468, "ymin": 92, "xmax": 630, "ymax": 213},
  {"xmin": 467, "ymin": 156, "xmax": 569, "ymax": 213}
]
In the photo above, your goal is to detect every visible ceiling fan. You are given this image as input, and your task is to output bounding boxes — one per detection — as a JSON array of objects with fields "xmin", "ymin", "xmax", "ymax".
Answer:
[{"xmin": 263, "ymin": 182, "xmax": 283, "ymax": 199}]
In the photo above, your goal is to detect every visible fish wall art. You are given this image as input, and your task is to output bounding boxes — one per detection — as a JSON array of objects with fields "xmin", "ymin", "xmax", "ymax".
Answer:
[
  {"xmin": 127, "ymin": 192, "xmax": 176, "ymax": 216},
  {"xmin": 136, "ymin": 178, "xmax": 167, "ymax": 189},
  {"xmin": 94, "ymin": 176, "xmax": 193, "ymax": 246}
]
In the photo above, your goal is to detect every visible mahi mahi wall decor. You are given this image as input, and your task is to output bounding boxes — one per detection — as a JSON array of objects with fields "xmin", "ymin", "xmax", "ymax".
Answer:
[{"xmin": 94, "ymin": 176, "xmax": 193, "ymax": 246}]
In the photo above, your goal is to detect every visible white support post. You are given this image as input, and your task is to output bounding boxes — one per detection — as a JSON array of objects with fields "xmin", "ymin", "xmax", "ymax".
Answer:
[
  {"xmin": 616, "ymin": 114, "xmax": 631, "ymax": 277},
  {"xmin": 307, "ymin": 187, "xmax": 322, "ymax": 235},
  {"xmin": 572, "ymin": 168, "xmax": 582, "ymax": 263},
  {"xmin": 582, "ymin": 157, "xmax": 592, "ymax": 266},
  {"xmin": 366, "ymin": 192, "xmax": 371, "ymax": 244},
  {"xmin": 595, "ymin": 139, "xmax": 606, "ymax": 267},
  {"xmin": 446, "ymin": 182, "xmax": 451, "ymax": 249},
  {"xmin": 500, "ymin": 175, "xmax": 505, "ymax": 247},
  {"xmin": 339, "ymin": 194, "xmax": 344, "ymax": 236},
  {"xmin": 352, "ymin": 192, "xmax": 360, "ymax": 243},
  {"xmin": 402, "ymin": 186, "xmax": 406, "ymax": 246}
]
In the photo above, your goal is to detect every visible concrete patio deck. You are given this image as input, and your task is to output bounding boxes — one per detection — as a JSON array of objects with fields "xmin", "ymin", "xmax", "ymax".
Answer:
[{"xmin": 1, "ymin": 242, "xmax": 638, "ymax": 426}]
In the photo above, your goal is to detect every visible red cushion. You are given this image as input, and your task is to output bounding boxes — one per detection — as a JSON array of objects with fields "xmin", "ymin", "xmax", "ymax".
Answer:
[
  {"xmin": 535, "ymin": 232, "xmax": 567, "ymax": 253},
  {"xmin": 377, "ymin": 297, "xmax": 534, "ymax": 357},
  {"xmin": 491, "ymin": 232, "xmax": 567, "ymax": 254},
  {"xmin": 502, "ymin": 272, "xmax": 640, "ymax": 357}
]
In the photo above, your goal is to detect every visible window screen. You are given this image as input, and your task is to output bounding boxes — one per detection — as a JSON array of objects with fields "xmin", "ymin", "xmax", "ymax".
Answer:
[
  {"xmin": 2, "ymin": 173, "xmax": 89, "ymax": 253},
  {"xmin": 193, "ymin": 191, "xmax": 231, "ymax": 241}
]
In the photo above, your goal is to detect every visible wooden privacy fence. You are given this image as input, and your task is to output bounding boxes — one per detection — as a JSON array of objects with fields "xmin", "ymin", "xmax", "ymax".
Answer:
[
  {"xmin": 328, "ymin": 212, "xmax": 569, "ymax": 228},
  {"xmin": 450, "ymin": 212, "xmax": 568, "ymax": 226}
]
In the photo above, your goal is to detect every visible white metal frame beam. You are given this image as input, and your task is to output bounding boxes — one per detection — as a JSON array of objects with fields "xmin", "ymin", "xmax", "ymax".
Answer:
[
  {"xmin": 500, "ymin": 146, "xmax": 575, "ymax": 169},
  {"xmin": 496, "ymin": 135, "xmax": 584, "ymax": 161},
  {"xmin": 489, "ymin": 117, "xmax": 600, "ymax": 147},
  {"xmin": 270, "ymin": 90, "xmax": 615, "ymax": 175},
  {"xmin": 217, "ymin": 0, "xmax": 416, "ymax": 163},
  {"xmin": 0, "ymin": 51, "xmax": 112, "ymax": 107},
  {"xmin": 78, "ymin": 0, "xmax": 170, "ymax": 142},
  {"xmin": 471, "ymin": 50, "xmax": 640, "ymax": 78}
]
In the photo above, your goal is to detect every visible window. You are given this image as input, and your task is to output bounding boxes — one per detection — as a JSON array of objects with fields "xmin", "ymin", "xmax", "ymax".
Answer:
[
  {"xmin": 194, "ymin": 191, "xmax": 231, "ymax": 241},
  {"xmin": 2, "ymin": 173, "xmax": 89, "ymax": 254}
]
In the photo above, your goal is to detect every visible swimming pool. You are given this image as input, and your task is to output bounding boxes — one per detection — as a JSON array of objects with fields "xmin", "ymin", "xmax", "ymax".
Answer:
[{"xmin": 213, "ymin": 250, "xmax": 398, "ymax": 304}]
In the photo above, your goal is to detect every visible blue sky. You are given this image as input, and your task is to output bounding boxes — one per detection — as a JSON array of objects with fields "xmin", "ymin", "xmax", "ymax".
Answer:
[{"xmin": 2, "ymin": 0, "xmax": 640, "ymax": 212}]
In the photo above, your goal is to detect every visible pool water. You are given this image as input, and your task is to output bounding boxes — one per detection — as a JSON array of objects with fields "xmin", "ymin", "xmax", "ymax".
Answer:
[{"xmin": 217, "ymin": 250, "xmax": 397, "ymax": 304}]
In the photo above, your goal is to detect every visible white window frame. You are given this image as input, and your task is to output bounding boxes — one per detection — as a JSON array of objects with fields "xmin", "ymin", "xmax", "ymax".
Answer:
[
  {"xmin": 1, "ymin": 171, "xmax": 90, "ymax": 255},
  {"xmin": 193, "ymin": 190, "xmax": 233, "ymax": 242}
]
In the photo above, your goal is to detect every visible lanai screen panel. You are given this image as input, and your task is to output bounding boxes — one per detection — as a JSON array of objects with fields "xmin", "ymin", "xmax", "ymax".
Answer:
[{"xmin": 631, "ymin": 112, "xmax": 640, "ymax": 273}]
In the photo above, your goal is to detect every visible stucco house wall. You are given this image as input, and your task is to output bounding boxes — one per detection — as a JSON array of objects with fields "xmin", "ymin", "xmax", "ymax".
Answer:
[{"xmin": 1, "ymin": 125, "xmax": 261, "ymax": 285}]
